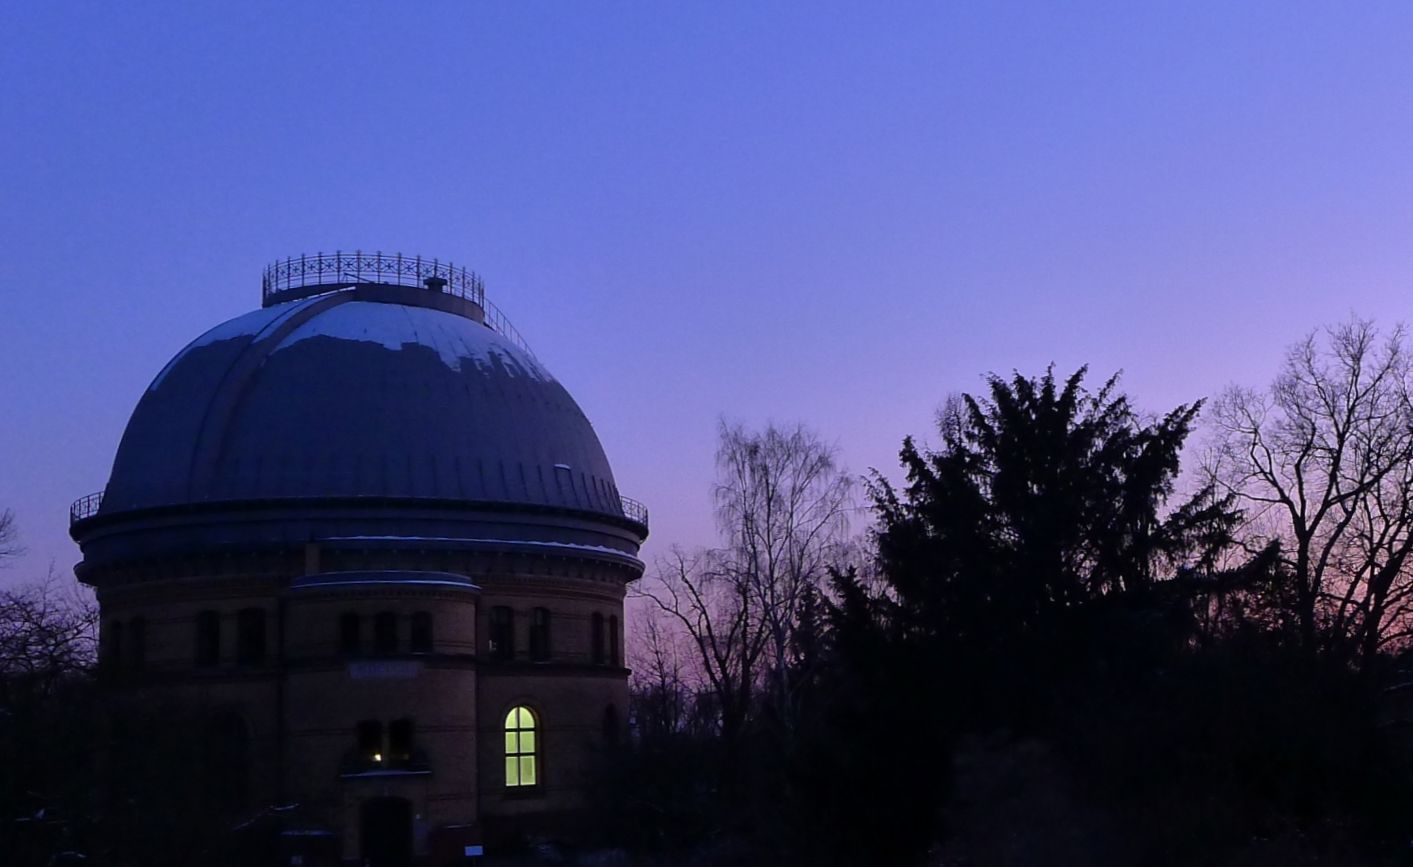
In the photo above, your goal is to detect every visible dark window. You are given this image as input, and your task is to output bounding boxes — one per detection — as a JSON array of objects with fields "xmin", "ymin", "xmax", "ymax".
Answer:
[
  {"xmin": 388, "ymin": 718, "xmax": 414, "ymax": 762},
  {"xmin": 237, "ymin": 608, "xmax": 266, "ymax": 666},
  {"xmin": 204, "ymin": 713, "xmax": 249, "ymax": 810},
  {"xmin": 608, "ymin": 615, "xmax": 620, "ymax": 667},
  {"xmin": 591, "ymin": 613, "xmax": 605, "ymax": 665},
  {"xmin": 106, "ymin": 620, "xmax": 124, "ymax": 668},
  {"xmin": 602, "ymin": 703, "xmax": 621, "ymax": 746},
  {"xmin": 490, "ymin": 606, "xmax": 514, "ymax": 660},
  {"xmin": 357, "ymin": 720, "xmax": 383, "ymax": 763},
  {"xmin": 410, "ymin": 612, "xmax": 433, "ymax": 654},
  {"xmin": 129, "ymin": 616, "xmax": 147, "ymax": 671},
  {"xmin": 339, "ymin": 612, "xmax": 361, "ymax": 655},
  {"xmin": 195, "ymin": 610, "xmax": 220, "ymax": 667},
  {"xmin": 530, "ymin": 607, "xmax": 551, "ymax": 661},
  {"xmin": 374, "ymin": 612, "xmax": 398, "ymax": 654}
]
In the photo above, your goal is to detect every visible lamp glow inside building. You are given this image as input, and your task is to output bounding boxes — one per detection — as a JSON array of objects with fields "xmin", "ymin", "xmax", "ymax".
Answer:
[{"xmin": 69, "ymin": 253, "xmax": 647, "ymax": 865}]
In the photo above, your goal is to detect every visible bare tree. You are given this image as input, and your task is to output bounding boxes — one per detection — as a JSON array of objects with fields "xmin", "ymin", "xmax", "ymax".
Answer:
[
  {"xmin": 633, "ymin": 421, "xmax": 854, "ymax": 741},
  {"xmin": 0, "ymin": 571, "xmax": 98, "ymax": 698},
  {"xmin": 0, "ymin": 509, "xmax": 23, "ymax": 566},
  {"xmin": 1207, "ymin": 317, "xmax": 1413, "ymax": 663},
  {"xmin": 712, "ymin": 421, "xmax": 853, "ymax": 725},
  {"xmin": 635, "ymin": 547, "xmax": 766, "ymax": 745}
]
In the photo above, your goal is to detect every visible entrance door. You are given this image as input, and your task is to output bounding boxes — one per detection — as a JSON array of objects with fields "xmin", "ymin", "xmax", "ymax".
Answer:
[{"xmin": 360, "ymin": 797, "xmax": 413, "ymax": 867}]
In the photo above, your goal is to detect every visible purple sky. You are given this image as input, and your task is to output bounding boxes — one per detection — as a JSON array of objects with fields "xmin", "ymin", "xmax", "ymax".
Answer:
[{"xmin": 5, "ymin": 3, "xmax": 1413, "ymax": 586}]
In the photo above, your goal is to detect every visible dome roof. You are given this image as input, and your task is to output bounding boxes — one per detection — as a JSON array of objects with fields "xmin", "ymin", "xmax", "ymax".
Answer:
[{"xmin": 100, "ymin": 287, "xmax": 627, "ymax": 520}]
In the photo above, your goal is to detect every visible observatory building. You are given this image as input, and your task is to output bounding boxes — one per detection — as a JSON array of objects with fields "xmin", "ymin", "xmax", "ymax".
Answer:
[{"xmin": 69, "ymin": 253, "xmax": 648, "ymax": 866}]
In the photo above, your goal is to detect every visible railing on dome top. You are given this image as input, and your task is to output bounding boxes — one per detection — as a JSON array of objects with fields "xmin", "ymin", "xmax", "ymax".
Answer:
[
  {"xmin": 70, "ymin": 491, "xmax": 103, "ymax": 524},
  {"xmin": 69, "ymin": 487, "xmax": 649, "ymax": 528},
  {"xmin": 260, "ymin": 251, "xmax": 539, "ymax": 361},
  {"xmin": 619, "ymin": 495, "xmax": 649, "ymax": 527}
]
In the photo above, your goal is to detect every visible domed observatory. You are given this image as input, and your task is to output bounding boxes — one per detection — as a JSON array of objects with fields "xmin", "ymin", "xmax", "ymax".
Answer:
[{"xmin": 70, "ymin": 253, "xmax": 647, "ymax": 864}]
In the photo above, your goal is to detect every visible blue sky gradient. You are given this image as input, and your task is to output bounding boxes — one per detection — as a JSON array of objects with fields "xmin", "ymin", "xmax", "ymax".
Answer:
[{"xmin": 5, "ymin": 2, "xmax": 1413, "ymax": 581}]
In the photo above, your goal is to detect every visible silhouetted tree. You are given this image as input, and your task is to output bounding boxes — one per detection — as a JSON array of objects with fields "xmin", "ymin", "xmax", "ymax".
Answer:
[
  {"xmin": 871, "ymin": 366, "xmax": 1239, "ymax": 724},
  {"xmin": 1208, "ymin": 317, "xmax": 1413, "ymax": 665}
]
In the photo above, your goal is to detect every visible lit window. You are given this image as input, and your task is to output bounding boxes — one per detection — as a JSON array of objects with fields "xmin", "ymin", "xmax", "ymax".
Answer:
[
  {"xmin": 504, "ymin": 706, "xmax": 538, "ymax": 787},
  {"xmin": 410, "ymin": 612, "xmax": 433, "ymax": 654},
  {"xmin": 195, "ymin": 610, "xmax": 220, "ymax": 667},
  {"xmin": 357, "ymin": 720, "xmax": 383, "ymax": 763},
  {"xmin": 530, "ymin": 608, "xmax": 551, "ymax": 661}
]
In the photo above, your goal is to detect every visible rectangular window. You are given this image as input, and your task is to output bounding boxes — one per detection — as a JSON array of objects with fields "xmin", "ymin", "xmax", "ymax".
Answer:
[
  {"xmin": 129, "ymin": 616, "xmax": 147, "ymax": 672},
  {"xmin": 490, "ymin": 606, "xmax": 514, "ymax": 660},
  {"xmin": 356, "ymin": 720, "xmax": 383, "ymax": 763},
  {"xmin": 388, "ymin": 718, "xmax": 414, "ymax": 762},
  {"xmin": 530, "ymin": 607, "xmax": 551, "ymax": 661},
  {"xmin": 591, "ymin": 613, "xmax": 605, "ymax": 665},
  {"xmin": 195, "ymin": 610, "xmax": 220, "ymax": 667},
  {"xmin": 410, "ymin": 612, "xmax": 433, "ymax": 654},
  {"xmin": 339, "ymin": 613, "xmax": 360, "ymax": 655},
  {"xmin": 374, "ymin": 611, "xmax": 398, "ymax": 654},
  {"xmin": 237, "ymin": 608, "xmax": 266, "ymax": 666}
]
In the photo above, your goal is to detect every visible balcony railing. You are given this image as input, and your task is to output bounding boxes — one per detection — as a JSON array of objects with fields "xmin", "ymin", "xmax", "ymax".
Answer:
[
  {"xmin": 71, "ymin": 488, "xmax": 648, "ymax": 529},
  {"xmin": 619, "ymin": 496, "xmax": 649, "ymax": 527},
  {"xmin": 70, "ymin": 491, "xmax": 103, "ymax": 524}
]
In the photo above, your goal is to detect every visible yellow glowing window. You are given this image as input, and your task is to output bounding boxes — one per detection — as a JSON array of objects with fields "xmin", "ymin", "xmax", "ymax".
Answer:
[{"xmin": 504, "ymin": 706, "xmax": 538, "ymax": 787}]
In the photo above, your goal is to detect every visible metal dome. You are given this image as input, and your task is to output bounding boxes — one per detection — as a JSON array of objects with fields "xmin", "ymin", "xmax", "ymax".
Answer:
[{"xmin": 87, "ymin": 274, "xmax": 638, "ymax": 526}]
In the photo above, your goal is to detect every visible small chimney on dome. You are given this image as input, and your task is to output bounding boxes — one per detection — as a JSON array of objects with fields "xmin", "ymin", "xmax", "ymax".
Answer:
[{"xmin": 424, "ymin": 275, "xmax": 448, "ymax": 293}]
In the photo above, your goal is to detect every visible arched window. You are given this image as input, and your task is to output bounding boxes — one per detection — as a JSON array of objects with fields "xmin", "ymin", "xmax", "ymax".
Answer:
[
  {"xmin": 504, "ymin": 706, "xmax": 538, "ymax": 787},
  {"xmin": 590, "ymin": 613, "xmax": 605, "ymax": 665},
  {"xmin": 374, "ymin": 612, "xmax": 398, "ymax": 654},
  {"xmin": 608, "ymin": 615, "xmax": 620, "ymax": 667},
  {"xmin": 237, "ymin": 608, "xmax": 266, "ymax": 666},
  {"xmin": 195, "ymin": 610, "xmax": 220, "ymax": 667},
  {"xmin": 410, "ymin": 612, "xmax": 433, "ymax": 654},
  {"xmin": 529, "ymin": 607, "xmax": 551, "ymax": 661},
  {"xmin": 339, "ymin": 612, "xmax": 360, "ymax": 655}
]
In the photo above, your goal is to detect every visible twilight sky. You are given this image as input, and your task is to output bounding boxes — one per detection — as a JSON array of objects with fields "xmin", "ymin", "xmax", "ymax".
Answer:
[{"xmin": 4, "ymin": 2, "xmax": 1413, "ymax": 585}]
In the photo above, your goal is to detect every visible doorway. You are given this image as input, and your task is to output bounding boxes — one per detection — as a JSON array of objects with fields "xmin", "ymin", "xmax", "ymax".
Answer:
[{"xmin": 359, "ymin": 797, "xmax": 412, "ymax": 867}]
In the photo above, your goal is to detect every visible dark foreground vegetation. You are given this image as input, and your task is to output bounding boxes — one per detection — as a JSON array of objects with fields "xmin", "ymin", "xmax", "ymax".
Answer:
[
  {"xmin": 601, "ymin": 319, "xmax": 1413, "ymax": 867},
  {"xmin": 6, "ymin": 319, "xmax": 1413, "ymax": 866}
]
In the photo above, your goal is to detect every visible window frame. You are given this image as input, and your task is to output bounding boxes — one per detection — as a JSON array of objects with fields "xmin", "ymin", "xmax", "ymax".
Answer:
[
  {"xmin": 373, "ymin": 611, "xmax": 398, "ymax": 654},
  {"xmin": 503, "ymin": 705, "xmax": 540, "ymax": 789},
  {"xmin": 529, "ymin": 607, "xmax": 551, "ymax": 662},
  {"xmin": 409, "ymin": 611, "xmax": 433, "ymax": 654},
  {"xmin": 195, "ymin": 610, "xmax": 221, "ymax": 667}
]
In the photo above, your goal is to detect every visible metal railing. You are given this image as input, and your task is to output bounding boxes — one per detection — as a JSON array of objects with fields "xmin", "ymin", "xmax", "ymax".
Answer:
[
  {"xmin": 70, "ymin": 491, "xmax": 104, "ymax": 523},
  {"xmin": 619, "ymin": 495, "xmax": 649, "ymax": 527},
  {"xmin": 260, "ymin": 251, "xmax": 539, "ymax": 361},
  {"xmin": 71, "ymin": 487, "xmax": 648, "ymax": 529},
  {"xmin": 261, "ymin": 251, "xmax": 484, "ymax": 307}
]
